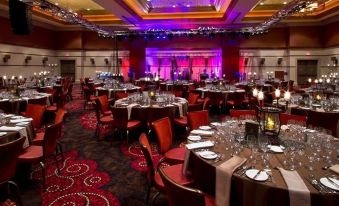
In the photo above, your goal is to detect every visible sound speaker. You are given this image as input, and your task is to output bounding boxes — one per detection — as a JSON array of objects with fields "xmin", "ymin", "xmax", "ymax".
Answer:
[{"xmin": 9, "ymin": 0, "xmax": 32, "ymax": 35}]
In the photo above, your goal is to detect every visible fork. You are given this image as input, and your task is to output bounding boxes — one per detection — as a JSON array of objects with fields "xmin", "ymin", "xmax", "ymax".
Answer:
[{"xmin": 310, "ymin": 175, "xmax": 335, "ymax": 193}]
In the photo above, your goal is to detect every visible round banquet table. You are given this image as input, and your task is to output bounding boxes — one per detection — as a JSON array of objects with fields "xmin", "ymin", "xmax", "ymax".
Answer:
[
  {"xmin": 0, "ymin": 93, "xmax": 52, "ymax": 114},
  {"xmin": 186, "ymin": 122, "xmax": 339, "ymax": 206},
  {"xmin": 95, "ymin": 86, "xmax": 141, "ymax": 98},
  {"xmin": 113, "ymin": 97, "xmax": 188, "ymax": 124},
  {"xmin": 195, "ymin": 88, "xmax": 246, "ymax": 99}
]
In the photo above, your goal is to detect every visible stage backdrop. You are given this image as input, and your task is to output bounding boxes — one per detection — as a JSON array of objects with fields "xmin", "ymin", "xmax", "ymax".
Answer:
[{"xmin": 145, "ymin": 48, "xmax": 222, "ymax": 80}]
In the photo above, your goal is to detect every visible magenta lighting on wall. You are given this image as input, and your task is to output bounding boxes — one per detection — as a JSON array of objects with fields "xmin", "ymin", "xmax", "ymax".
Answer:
[{"xmin": 3, "ymin": 54, "xmax": 11, "ymax": 63}]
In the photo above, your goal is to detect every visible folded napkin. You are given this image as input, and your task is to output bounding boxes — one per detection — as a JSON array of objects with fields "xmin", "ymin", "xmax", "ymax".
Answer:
[
  {"xmin": 278, "ymin": 168, "xmax": 310, "ymax": 206},
  {"xmin": 10, "ymin": 118, "xmax": 33, "ymax": 123},
  {"xmin": 0, "ymin": 126, "xmax": 25, "ymax": 131},
  {"xmin": 172, "ymin": 102, "xmax": 183, "ymax": 117},
  {"xmin": 4, "ymin": 114, "xmax": 14, "ymax": 118},
  {"xmin": 329, "ymin": 164, "xmax": 339, "ymax": 175},
  {"xmin": 186, "ymin": 140, "xmax": 215, "ymax": 150},
  {"xmin": 182, "ymin": 140, "xmax": 215, "ymax": 175},
  {"xmin": 126, "ymin": 103, "xmax": 139, "ymax": 120},
  {"xmin": 216, "ymin": 156, "xmax": 246, "ymax": 206},
  {"xmin": 191, "ymin": 129, "xmax": 214, "ymax": 136}
]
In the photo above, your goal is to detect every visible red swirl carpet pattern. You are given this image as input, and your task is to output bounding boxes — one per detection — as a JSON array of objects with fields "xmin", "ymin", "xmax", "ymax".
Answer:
[
  {"xmin": 120, "ymin": 142, "xmax": 167, "ymax": 172},
  {"xmin": 31, "ymin": 150, "xmax": 120, "ymax": 206}
]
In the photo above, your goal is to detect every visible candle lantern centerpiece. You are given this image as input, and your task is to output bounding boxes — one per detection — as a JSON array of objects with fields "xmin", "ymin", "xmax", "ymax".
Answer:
[
  {"xmin": 148, "ymin": 89, "xmax": 156, "ymax": 101},
  {"xmin": 257, "ymin": 106, "xmax": 282, "ymax": 137}
]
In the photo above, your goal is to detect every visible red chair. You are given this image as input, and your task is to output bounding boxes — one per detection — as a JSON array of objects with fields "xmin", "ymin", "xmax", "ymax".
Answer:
[
  {"xmin": 280, "ymin": 113, "xmax": 307, "ymax": 125},
  {"xmin": 97, "ymin": 95, "xmax": 112, "ymax": 116},
  {"xmin": 230, "ymin": 109, "xmax": 256, "ymax": 119},
  {"xmin": 94, "ymin": 99, "xmax": 113, "ymax": 139},
  {"xmin": 207, "ymin": 91, "xmax": 224, "ymax": 113},
  {"xmin": 24, "ymin": 104, "xmax": 46, "ymax": 130},
  {"xmin": 115, "ymin": 91, "xmax": 128, "ymax": 100},
  {"xmin": 187, "ymin": 93, "xmax": 200, "ymax": 105},
  {"xmin": 159, "ymin": 167, "xmax": 215, "ymax": 206},
  {"xmin": 226, "ymin": 92, "xmax": 245, "ymax": 108},
  {"xmin": 187, "ymin": 110, "xmax": 209, "ymax": 130},
  {"xmin": 0, "ymin": 134, "xmax": 25, "ymax": 206},
  {"xmin": 83, "ymin": 86, "xmax": 96, "ymax": 109},
  {"xmin": 46, "ymin": 92, "xmax": 67, "ymax": 113},
  {"xmin": 18, "ymin": 123, "xmax": 62, "ymax": 190},
  {"xmin": 153, "ymin": 118, "xmax": 186, "ymax": 164},
  {"xmin": 307, "ymin": 110, "xmax": 339, "ymax": 137},
  {"xmin": 202, "ymin": 97, "xmax": 211, "ymax": 111},
  {"xmin": 147, "ymin": 107, "xmax": 174, "ymax": 134},
  {"xmin": 139, "ymin": 133, "xmax": 191, "ymax": 205},
  {"xmin": 112, "ymin": 107, "xmax": 142, "ymax": 142}
]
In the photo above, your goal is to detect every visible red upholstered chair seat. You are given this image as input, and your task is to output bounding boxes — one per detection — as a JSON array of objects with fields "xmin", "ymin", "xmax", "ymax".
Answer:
[
  {"xmin": 154, "ymin": 164, "xmax": 191, "ymax": 191},
  {"xmin": 127, "ymin": 120, "xmax": 142, "ymax": 129},
  {"xmin": 226, "ymin": 100, "xmax": 235, "ymax": 105},
  {"xmin": 100, "ymin": 115, "xmax": 113, "ymax": 123},
  {"xmin": 205, "ymin": 194, "xmax": 216, "ymax": 206},
  {"xmin": 18, "ymin": 145, "xmax": 43, "ymax": 163},
  {"xmin": 173, "ymin": 116, "xmax": 188, "ymax": 127},
  {"xmin": 32, "ymin": 132, "xmax": 45, "ymax": 145},
  {"xmin": 46, "ymin": 105, "xmax": 57, "ymax": 112},
  {"xmin": 103, "ymin": 110, "xmax": 112, "ymax": 116},
  {"xmin": 164, "ymin": 147, "xmax": 186, "ymax": 163}
]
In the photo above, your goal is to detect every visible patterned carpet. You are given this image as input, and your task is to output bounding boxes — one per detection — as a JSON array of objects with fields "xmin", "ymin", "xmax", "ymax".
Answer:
[{"xmin": 14, "ymin": 85, "xmax": 165, "ymax": 206}]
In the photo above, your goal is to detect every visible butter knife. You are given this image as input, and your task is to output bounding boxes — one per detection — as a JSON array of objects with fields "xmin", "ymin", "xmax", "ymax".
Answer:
[
  {"xmin": 326, "ymin": 177, "xmax": 339, "ymax": 189},
  {"xmin": 252, "ymin": 169, "xmax": 262, "ymax": 180}
]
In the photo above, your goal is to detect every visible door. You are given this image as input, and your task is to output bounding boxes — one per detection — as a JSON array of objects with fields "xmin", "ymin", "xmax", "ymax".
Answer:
[
  {"xmin": 60, "ymin": 60, "xmax": 76, "ymax": 81},
  {"xmin": 297, "ymin": 60, "xmax": 318, "ymax": 84}
]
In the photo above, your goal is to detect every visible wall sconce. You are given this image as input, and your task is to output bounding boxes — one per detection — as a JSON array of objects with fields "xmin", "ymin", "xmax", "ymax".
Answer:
[
  {"xmin": 42, "ymin": 57, "xmax": 48, "ymax": 65},
  {"xmin": 260, "ymin": 58, "xmax": 265, "ymax": 65},
  {"xmin": 331, "ymin": 57, "xmax": 338, "ymax": 66},
  {"xmin": 277, "ymin": 57, "xmax": 283, "ymax": 65},
  {"xmin": 25, "ymin": 56, "xmax": 32, "ymax": 63},
  {"xmin": 104, "ymin": 58, "xmax": 109, "ymax": 65},
  {"xmin": 90, "ymin": 58, "xmax": 95, "ymax": 64},
  {"xmin": 3, "ymin": 55, "xmax": 11, "ymax": 63}
]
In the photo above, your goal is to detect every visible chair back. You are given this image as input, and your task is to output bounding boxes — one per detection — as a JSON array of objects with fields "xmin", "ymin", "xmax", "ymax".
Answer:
[
  {"xmin": 230, "ymin": 109, "xmax": 256, "ymax": 119},
  {"xmin": 147, "ymin": 107, "xmax": 174, "ymax": 128},
  {"xmin": 25, "ymin": 104, "xmax": 46, "ymax": 129},
  {"xmin": 0, "ymin": 134, "xmax": 24, "ymax": 184},
  {"xmin": 188, "ymin": 110, "xmax": 209, "ymax": 130},
  {"xmin": 0, "ymin": 100, "xmax": 12, "ymax": 113},
  {"xmin": 307, "ymin": 110, "xmax": 339, "ymax": 137},
  {"xmin": 115, "ymin": 92, "xmax": 128, "ymax": 100},
  {"xmin": 139, "ymin": 133, "xmax": 155, "ymax": 184},
  {"xmin": 97, "ymin": 95, "xmax": 109, "ymax": 113},
  {"xmin": 187, "ymin": 93, "xmax": 199, "ymax": 104},
  {"xmin": 159, "ymin": 167, "xmax": 205, "ymax": 206},
  {"xmin": 206, "ymin": 91, "xmax": 223, "ymax": 106},
  {"xmin": 152, "ymin": 117, "xmax": 173, "ymax": 154},
  {"xmin": 227, "ymin": 92, "xmax": 245, "ymax": 106},
  {"xmin": 111, "ymin": 107, "xmax": 129, "ymax": 128},
  {"xmin": 280, "ymin": 113, "xmax": 306, "ymax": 125},
  {"xmin": 55, "ymin": 109, "xmax": 65, "ymax": 124},
  {"xmin": 28, "ymin": 96, "xmax": 47, "ymax": 105},
  {"xmin": 202, "ymin": 97, "xmax": 210, "ymax": 111},
  {"xmin": 43, "ymin": 123, "xmax": 62, "ymax": 157},
  {"xmin": 97, "ymin": 89, "xmax": 109, "ymax": 97}
]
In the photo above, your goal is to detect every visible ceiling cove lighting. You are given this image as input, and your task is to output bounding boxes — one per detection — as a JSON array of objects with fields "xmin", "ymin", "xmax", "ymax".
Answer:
[{"xmin": 21, "ymin": 0, "xmax": 325, "ymax": 39}]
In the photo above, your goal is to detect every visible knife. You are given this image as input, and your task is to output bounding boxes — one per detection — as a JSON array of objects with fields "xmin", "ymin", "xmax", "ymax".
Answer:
[
  {"xmin": 326, "ymin": 177, "xmax": 339, "ymax": 189},
  {"xmin": 252, "ymin": 169, "xmax": 262, "ymax": 180}
]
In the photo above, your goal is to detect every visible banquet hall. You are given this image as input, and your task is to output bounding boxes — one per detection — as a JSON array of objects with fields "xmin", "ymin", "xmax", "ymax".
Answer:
[{"xmin": 0, "ymin": 0, "xmax": 339, "ymax": 205}]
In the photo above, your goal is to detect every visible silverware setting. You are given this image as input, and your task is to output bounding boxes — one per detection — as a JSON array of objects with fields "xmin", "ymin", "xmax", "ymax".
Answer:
[
  {"xmin": 252, "ymin": 169, "xmax": 263, "ymax": 181},
  {"xmin": 308, "ymin": 175, "xmax": 336, "ymax": 193}
]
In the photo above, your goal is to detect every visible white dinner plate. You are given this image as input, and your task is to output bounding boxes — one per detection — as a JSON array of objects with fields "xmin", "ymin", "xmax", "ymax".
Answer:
[
  {"xmin": 199, "ymin": 151, "xmax": 218, "ymax": 160},
  {"xmin": 312, "ymin": 104, "xmax": 321, "ymax": 107},
  {"xmin": 0, "ymin": 132, "xmax": 7, "ymax": 136},
  {"xmin": 210, "ymin": 122, "xmax": 221, "ymax": 126},
  {"xmin": 267, "ymin": 145, "xmax": 284, "ymax": 153},
  {"xmin": 320, "ymin": 177, "xmax": 339, "ymax": 191},
  {"xmin": 187, "ymin": 135, "xmax": 202, "ymax": 141},
  {"xmin": 10, "ymin": 116, "xmax": 23, "ymax": 119},
  {"xmin": 199, "ymin": 126, "xmax": 212, "ymax": 130},
  {"xmin": 246, "ymin": 169, "xmax": 269, "ymax": 181}
]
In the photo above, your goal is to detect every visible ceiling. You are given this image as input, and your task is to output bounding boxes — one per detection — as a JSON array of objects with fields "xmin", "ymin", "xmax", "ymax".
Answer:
[{"xmin": 0, "ymin": 0, "xmax": 339, "ymax": 30}]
